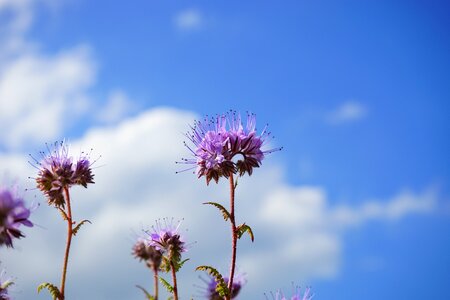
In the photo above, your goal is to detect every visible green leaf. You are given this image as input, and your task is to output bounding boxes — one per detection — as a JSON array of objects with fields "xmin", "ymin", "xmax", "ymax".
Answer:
[
  {"xmin": 37, "ymin": 282, "xmax": 61, "ymax": 300},
  {"xmin": 135, "ymin": 285, "xmax": 155, "ymax": 300},
  {"xmin": 203, "ymin": 202, "xmax": 231, "ymax": 221},
  {"xmin": 58, "ymin": 208, "xmax": 68, "ymax": 221},
  {"xmin": 1, "ymin": 279, "xmax": 14, "ymax": 290},
  {"xmin": 159, "ymin": 277, "xmax": 174, "ymax": 293},
  {"xmin": 72, "ymin": 219, "xmax": 92, "ymax": 236},
  {"xmin": 236, "ymin": 223, "xmax": 255, "ymax": 242},
  {"xmin": 195, "ymin": 265, "xmax": 230, "ymax": 297},
  {"xmin": 173, "ymin": 258, "xmax": 190, "ymax": 272}
]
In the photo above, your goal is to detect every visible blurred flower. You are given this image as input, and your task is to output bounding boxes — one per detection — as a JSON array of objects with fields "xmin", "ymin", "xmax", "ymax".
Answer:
[
  {"xmin": 266, "ymin": 286, "xmax": 314, "ymax": 300},
  {"xmin": 0, "ymin": 269, "xmax": 13, "ymax": 300},
  {"xmin": 0, "ymin": 187, "xmax": 33, "ymax": 248},
  {"xmin": 204, "ymin": 274, "xmax": 245, "ymax": 300},
  {"xmin": 179, "ymin": 111, "xmax": 281, "ymax": 184},
  {"xmin": 32, "ymin": 141, "xmax": 95, "ymax": 207},
  {"xmin": 147, "ymin": 219, "xmax": 186, "ymax": 264},
  {"xmin": 132, "ymin": 238, "xmax": 163, "ymax": 271}
]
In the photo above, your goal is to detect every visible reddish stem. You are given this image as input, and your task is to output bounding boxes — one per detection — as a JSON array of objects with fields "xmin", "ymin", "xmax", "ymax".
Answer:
[
  {"xmin": 226, "ymin": 174, "xmax": 237, "ymax": 300},
  {"xmin": 60, "ymin": 186, "xmax": 73, "ymax": 300},
  {"xmin": 170, "ymin": 261, "xmax": 179, "ymax": 300}
]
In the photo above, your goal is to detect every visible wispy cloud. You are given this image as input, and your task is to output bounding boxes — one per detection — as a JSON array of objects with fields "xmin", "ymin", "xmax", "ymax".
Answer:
[
  {"xmin": 327, "ymin": 101, "xmax": 367, "ymax": 124},
  {"xmin": 173, "ymin": 8, "xmax": 203, "ymax": 31}
]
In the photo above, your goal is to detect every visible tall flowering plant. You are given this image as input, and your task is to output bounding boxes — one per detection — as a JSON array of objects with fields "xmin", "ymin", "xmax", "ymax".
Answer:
[
  {"xmin": 178, "ymin": 111, "xmax": 282, "ymax": 299},
  {"xmin": 31, "ymin": 141, "xmax": 95, "ymax": 300}
]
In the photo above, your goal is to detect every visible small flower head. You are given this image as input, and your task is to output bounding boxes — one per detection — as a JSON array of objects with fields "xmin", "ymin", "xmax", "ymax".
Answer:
[
  {"xmin": 266, "ymin": 286, "xmax": 314, "ymax": 300},
  {"xmin": 0, "ymin": 187, "xmax": 33, "ymax": 248},
  {"xmin": 132, "ymin": 238, "xmax": 163, "ymax": 271},
  {"xmin": 204, "ymin": 274, "xmax": 245, "ymax": 300},
  {"xmin": 179, "ymin": 111, "xmax": 281, "ymax": 184},
  {"xmin": 0, "ymin": 269, "xmax": 13, "ymax": 300},
  {"xmin": 32, "ymin": 141, "xmax": 95, "ymax": 207},
  {"xmin": 147, "ymin": 218, "xmax": 186, "ymax": 268}
]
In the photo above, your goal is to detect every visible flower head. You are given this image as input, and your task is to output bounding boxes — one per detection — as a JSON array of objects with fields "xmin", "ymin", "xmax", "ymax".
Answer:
[
  {"xmin": 0, "ymin": 187, "xmax": 33, "ymax": 248},
  {"xmin": 147, "ymin": 218, "xmax": 186, "ymax": 268},
  {"xmin": 266, "ymin": 286, "xmax": 314, "ymax": 300},
  {"xmin": 0, "ymin": 269, "xmax": 13, "ymax": 300},
  {"xmin": 132, "ymin": 238, "xmax": 163, "ymax": 271},
  {"xmin": 179, "ymin": 111, "xmax": 281, "ymax": 184},
  {"xmin": 32, "ymin": 141, "xmax": 95, "ymax": 207},
  {"xmin": 204, "ymin": 274, "xmax": 245, "ymax": 300}
]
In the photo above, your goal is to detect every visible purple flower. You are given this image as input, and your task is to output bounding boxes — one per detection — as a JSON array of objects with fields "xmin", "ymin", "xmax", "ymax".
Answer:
[
  {"xmin": 0, "ymin": 187, "xmax": 33, "ymax": 248},
  {"xmin": 147, "ymin": 219, "xmax": 186, "ymax": 265},
  {"xmin": 179, "ymin": 111, "xmax": 281, "ymax": 184},
  {"xmin": 266, "ymin": 286, "xmax": 314, "ymax": 300},
  {"xmin": 132, "ymin": 238, "xmax": 163, "ymax": 270},
  {"xmin": 0, "ymin": 269, "xmax": 13, "ymax": 300},
  {"xmin": 204, "ymin": 274, "xmax": 245, "ymax": 300},
  {"xmin": 32, "ymin": 141, "xmax": 95, "ymax": 207}
]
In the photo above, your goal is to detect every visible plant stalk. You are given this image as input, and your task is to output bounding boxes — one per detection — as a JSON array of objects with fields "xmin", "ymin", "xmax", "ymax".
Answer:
[
  {"xmin": 153, "ymin": 267, "xmax": 159, "ymax": 300},
  {"xmin": 60, "ymin": 186, "xmax": 73, "ymax": 300},
  {"xmin": 226, "ymin": 174, "xmax": 237, "ymax": 300},
  {"xmin": 170, "ymin": 261, "xmax": 179, "ymax": 300}
]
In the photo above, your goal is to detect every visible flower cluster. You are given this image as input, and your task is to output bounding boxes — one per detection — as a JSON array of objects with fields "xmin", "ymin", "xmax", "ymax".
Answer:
[
  {"xmin": 33, "ymin": 141, "xmax": 95, "ymax": 207},
  {"xmin": 266, "ymin": 286, "xmax": 314, "ymax": 300},
  {"xmin": 132, "ymin": 238, "xmax": 163, "ymax": 271},
  {"xmin": 204, "ymin": 275, "xmax": 245, "ymax": 300},
  {"xmin": 147, "ymin": 219, "xmax": 186, "ymax": 270},
  {"xmin": 179, "ymin": 111, "xmax": 282, "ymax": 184},
  {"xmin": 0, "ymin": 187, "xmax": 33, "ymax": 248}
]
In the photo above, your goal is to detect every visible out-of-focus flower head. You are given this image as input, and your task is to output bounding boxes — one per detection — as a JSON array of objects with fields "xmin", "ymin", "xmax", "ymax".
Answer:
[
  {"xmin": 266, "ymin": 286, "xmax": 314, "ymax": 300},
  {"xmin": 147, "ymin": 218, "xmax": 186, "ymax": 267},
  {"xmin": 179, "ymin": 111, "xmax": 282, "ymax": 184},
  {"xmin": 0, "ymin": 187, "xmax": 33, "ymax": 248},
  {"xmin": 204, "ymin": 274, "xmax": 246, "ymax": 300},
  {"xmin": 31, "ymin": 141, "xmax": 95, "ymax": 207},
  {"xmin": 132, "ymin": 237, "xmax": 163, "ymax": 271}
]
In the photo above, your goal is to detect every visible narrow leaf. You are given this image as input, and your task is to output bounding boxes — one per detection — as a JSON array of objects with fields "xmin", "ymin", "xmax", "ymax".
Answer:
[
  {"xmin": 72, "ymin": 219, "xmax": 92, "ymax": 236},
  {"xmin": 58, "ymin": 208, "xmax": 68, "ymax": 221},
  {"xmin": 203, "ymin": 202, "xmax": 231, "ymax": 221},
  {"xmin": 236, "ymin": 223, "xmax": 255, "ymax": 242},
  {"xmin": 37, "ymin": 282, "xmax": 61, "ymax": 300},
  {"xmin": 2, "ymin": 280, "xmax": 14, "ymax": 289},
  {"xmin": 159, "ymin": 277, "xmax": 174, "ymax": 293},
  {"xmin": 195, "ymin": 265, "xmax": 230, "ymax": 297},
  {"xmin": 136, "ymin": 285, "xmax": 155, "ymax": 300}
]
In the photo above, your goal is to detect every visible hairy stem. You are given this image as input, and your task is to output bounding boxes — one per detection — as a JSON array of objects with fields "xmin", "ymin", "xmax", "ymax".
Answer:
[
  {"xmin": 153, "ymin": 267, "xmax": 159, "ymax": 300},
  {"xmin": 227, "ymin": 174, "xmax": 237, "ymax": 300},
  {"xmin": 170, "ymin": 261, "xmax": 179, "ymax": 300},
  {"xmin": 60, "ymin": 186, "xmax": 73, "ymax": 300}
]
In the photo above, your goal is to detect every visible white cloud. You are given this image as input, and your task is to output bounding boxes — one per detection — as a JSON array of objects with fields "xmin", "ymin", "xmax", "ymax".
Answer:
[
  {"xmin": 96, "ymin": 90, "xmax": 136, "ymax": 124},
  {"xmin": 327, "ymin": 101, "xmax": 367, "ymax": 124},
  {"xmin": 0, "ymin": 45, "xmax": 96, "ymax": 150},
  {"xmin": 1, "ymin": 108, "xmax": 439, "ymax": 299},
  {"xmin": 174, "ymin": 9, "xmax": 203, "ymax": 31}
]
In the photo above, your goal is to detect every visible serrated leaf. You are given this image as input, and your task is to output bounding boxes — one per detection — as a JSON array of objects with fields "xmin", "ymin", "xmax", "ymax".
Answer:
[
  {"xmin": 195, "ymin": 265, "xmax": 230, "ymax": 297},
  {"xmin": 236, "ymin": 223, "xmax": 254, "ymax": 242},
  {"xmin": 173, "ymin": 258, "xmax": 190, "ymax": 272},
  {"xmin": 72, "ymin": 219, "xmax": 92, "ymax": 236},
  {"xmin": 203, "ymin": 202, "xmax": 231, "ymax": 221},
  {"xmin": 37, "ymin": 282, "xmax": 61, "ymax": 300},
  {"xmin": 58, "ymin": 208, "xmax": 68, "ymax": 221},
  {"xmin": 159, "ymin": 277, "xmax": 174, "ymax": 293},
  {"xmin": 136, "ymin": 285, "xmax": 155, "ymax": 300}
]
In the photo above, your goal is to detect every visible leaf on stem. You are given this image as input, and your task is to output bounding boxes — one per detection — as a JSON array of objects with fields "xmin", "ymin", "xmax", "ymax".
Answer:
[
  {"xmin": 159, "ymin": 277, "xmax": 174, "ymax": 293},
  {"xmin": 236, "ymin": 223, "xmax": 254, "ymax": 242},
  {"xmin": 58, "ymin": 208, "xmax": 68, "ymax": 221},
  {"xmin": 203, "ymin": 202, "xmax": 231, "ymax": 221},
  {"xmin": 195, "ymin": 265, "xmax": 230, "ymax": 297},
  {"xmin": 37, "ymin": 282, "xmax": 61, "ymax": 300},
  {"xmin": 72, "ymin": 219, "xmax": 92, "ymax": 236},
  {"xmin": 136, "ymin": 285, "xmax": 155, "ymax": 300}
]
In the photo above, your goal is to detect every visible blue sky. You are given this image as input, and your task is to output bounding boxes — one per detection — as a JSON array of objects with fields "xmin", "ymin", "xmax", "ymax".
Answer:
[{"xmin": 1, "ymin": 1, "xmax": 449, "ymax": 299}]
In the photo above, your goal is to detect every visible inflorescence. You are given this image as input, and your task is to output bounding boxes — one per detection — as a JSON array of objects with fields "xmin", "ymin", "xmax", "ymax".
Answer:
[{"xmin": 178, "ymin": 111, "xmax": 282, "ymax": 184}]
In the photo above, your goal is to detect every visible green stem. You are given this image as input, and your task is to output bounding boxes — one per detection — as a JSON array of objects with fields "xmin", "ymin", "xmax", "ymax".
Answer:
[
  {"xmin": 226, "ymin": 174, "xmax": 237, "ymax": 300},
  {"xmin": 60, "ymin": 187, "xmax": 73, "ymax": 300}
]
